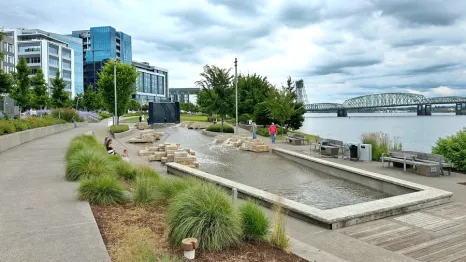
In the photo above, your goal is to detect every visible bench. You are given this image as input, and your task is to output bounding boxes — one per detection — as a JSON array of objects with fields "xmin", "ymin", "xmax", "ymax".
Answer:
[
  {"xmin": 415, "ymin": 152, "xmax": 452, "ymax": 176},
  {"xmin": 310, "ymin": 137, "xmax": 343, "ymax": 158},
  {"xmin": 381, "ymin": 151, "xmax": 445, "ymax": 176},
  {"xmin": 285, "ymin": 132, "xmax": 305, "ymax": 145}
]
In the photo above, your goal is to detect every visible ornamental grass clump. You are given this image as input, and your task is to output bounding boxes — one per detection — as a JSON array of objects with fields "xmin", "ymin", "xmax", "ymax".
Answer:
[
  {"xmin": 239, "ymin": 201, "xmax": 270, "ymax": 241},
  {"xmin": 66, "ymin": 149, "xmax": 114, "ymax": 181},
  {"xmin": 271, "ymin": 200, "xmax": 290, "ymax": 250},
  {"xmin": 167, "ymin": 183, "xmax": 242, "ymax": 251},
  {"xmin": 66, "ymin": 135, "xmax": 104, "ymax": 161},
  {"xmin": 133, "ymin": 176, "xmax": 159, "ymax": 205},
  {"xmin": 134, "ymin": 165, "xmax": 160, "ymax": 180},
  {"xmin": 114, "ymin": 160, "xmax": 137, "ymax": 181},
  {"xmin": 153, "ymin": 177, "xmax": 200, "ymax": 204},
  {"xmin": 78, "ymin": 175, "xmax": 126, "ymax": 205}
]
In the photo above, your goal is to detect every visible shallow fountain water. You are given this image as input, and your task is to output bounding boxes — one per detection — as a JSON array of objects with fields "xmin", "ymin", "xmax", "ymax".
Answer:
[{"xmin": 164, "ymin": 126, "xmax": 390, "ymax": 209}]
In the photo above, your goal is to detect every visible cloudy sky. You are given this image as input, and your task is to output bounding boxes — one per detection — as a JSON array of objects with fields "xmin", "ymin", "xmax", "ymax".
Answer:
[{"xmin": 2, "ymin": 0, "xmax": 466, "ymax": 103}]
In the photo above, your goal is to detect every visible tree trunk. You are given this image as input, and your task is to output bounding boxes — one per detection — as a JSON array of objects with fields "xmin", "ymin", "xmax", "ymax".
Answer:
[{"xmin": 221, "ymin": 115, "xmax": 224, "ymax": 133}]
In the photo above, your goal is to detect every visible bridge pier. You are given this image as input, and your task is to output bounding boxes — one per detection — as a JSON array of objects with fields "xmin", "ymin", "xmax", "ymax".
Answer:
[
  {"xmin": 456, "ymin": 103, "xmax": 466, "ymax": 115},
  {"xmin": 337, "ymin": 109, "xmax": 347, "ymax": 117},
  {"xmin": 417, "ymin": 104, "xmax": 432, "ymax": 116}
]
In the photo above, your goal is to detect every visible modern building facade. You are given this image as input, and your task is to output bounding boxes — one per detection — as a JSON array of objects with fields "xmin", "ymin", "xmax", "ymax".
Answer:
[
  {"xmin": 4, "ymin": 29, "xmax": 76, "ymax": 98},
  {"xmin": 169, "ymin": 88, "xmax": 200, "ymax": 103},
  {"xmin": 133, "ymin": 61, "xmax": 169, "ymax": 104},
  {"xmin": 1, "ymin": 34, "xmax": 15, "ymax": 74},
  {"xmin": 71, "ymin": 26, "xmax": 132, "ymax": 90}
]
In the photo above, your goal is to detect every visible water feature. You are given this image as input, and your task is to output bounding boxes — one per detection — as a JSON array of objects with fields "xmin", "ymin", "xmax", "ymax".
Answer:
[
  {"xmin": 163, "ymin": 126, "xmax": 390, "ymax": 209},
  {"xmin": 301, "ymin": 113, "xmax": 466, "ymax": 152}
]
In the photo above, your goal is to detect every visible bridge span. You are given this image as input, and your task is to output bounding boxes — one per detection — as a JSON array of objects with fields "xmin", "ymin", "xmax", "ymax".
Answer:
[{"xmin": 305, "ymin": 93, "xmax": 466, "ymax": 117}]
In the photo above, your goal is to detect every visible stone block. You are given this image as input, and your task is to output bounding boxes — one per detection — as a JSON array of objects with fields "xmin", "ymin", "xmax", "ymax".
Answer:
[
  {"xmin": 252, "ymin": 144, "xmax": 269, "ymax": 152},
  {"xmin": 161, "ymin": 157, "xmax": 167, "ymax": 163},
  {"xmin": 148, "ymin": 154, "xmax": 162, "ymax": 161},
  {"xmin": 174, "ymin": 151, "xmax": 188, "ymax": 157},
  {"xmin": 138, "ymin": 149, "xmax": 152, "ymax": 156}
]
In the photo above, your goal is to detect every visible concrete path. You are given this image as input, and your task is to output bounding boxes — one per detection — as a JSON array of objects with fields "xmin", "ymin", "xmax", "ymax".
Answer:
[{"xmin": 0, "ymin": 123, "xmax": 110, "ymax": 262}]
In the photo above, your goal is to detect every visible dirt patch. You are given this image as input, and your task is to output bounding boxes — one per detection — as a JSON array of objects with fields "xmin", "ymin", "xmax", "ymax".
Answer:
[{"xmin": 91, "ymin": 204, "xmax": 307, "ymax": 262}]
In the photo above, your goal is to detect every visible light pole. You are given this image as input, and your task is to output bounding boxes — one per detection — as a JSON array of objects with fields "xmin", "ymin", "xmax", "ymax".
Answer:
[
  {"xmin": 234, "ymin": 58, "xmax": 238, "ymax": 134},
  {"xmin": 114, "ymin": 59, "xmax": 118, "ymax": 126}
]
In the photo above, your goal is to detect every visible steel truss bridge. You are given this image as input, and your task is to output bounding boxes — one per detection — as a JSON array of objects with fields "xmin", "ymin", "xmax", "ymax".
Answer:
[{"xmin": 305, "ymin": 93, "xmax": 466, "ymax": 116}]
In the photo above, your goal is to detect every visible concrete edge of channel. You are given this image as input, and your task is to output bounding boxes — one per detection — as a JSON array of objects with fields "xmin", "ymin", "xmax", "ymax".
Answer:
[
  {"xmin": 165, "ymin": 160, "xmax": 453, "ymax": 230},
  {"xmin": 288, "ymin": 236, "xmax": 347, "ymax": 262}
]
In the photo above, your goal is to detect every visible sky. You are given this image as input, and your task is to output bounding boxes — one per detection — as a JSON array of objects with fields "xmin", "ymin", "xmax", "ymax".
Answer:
[{"xmin": 1, "ymin": 0, "xmax": 466, "ymax": 103}]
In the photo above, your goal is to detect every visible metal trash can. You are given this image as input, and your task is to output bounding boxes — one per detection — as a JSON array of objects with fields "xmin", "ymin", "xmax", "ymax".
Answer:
[{"xmin": 349, "ymin": 145, "xmax": 359, "ymax": 161}]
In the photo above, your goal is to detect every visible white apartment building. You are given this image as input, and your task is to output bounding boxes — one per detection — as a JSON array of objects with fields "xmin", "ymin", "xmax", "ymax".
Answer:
[{"xmin": 4, "ymin": 29, "xmax": 76, "ymax": 98}]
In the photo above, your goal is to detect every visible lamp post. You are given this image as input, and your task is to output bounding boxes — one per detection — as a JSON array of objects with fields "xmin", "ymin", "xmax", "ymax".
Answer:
[
  {"xmin": 234, "ymin": 58, "xmax": 238, "ymax": 135},
  {"xmin": 114, "ymin": 59, "xmax": 118, "ymax": 126}
]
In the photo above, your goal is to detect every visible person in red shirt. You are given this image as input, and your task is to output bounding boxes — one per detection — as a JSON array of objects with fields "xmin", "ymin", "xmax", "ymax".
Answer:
[{"xmin": 268, "ymin": 122, "xmax": 277, "ymax": 143}]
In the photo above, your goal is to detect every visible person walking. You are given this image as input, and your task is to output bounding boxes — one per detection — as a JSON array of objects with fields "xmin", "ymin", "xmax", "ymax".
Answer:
[
  {"xmin": 269, "ymin": 122, "xmax": 277, "ymax": 143},
  {"xmin": 251, "ymin": 121, "xmax": 257, "ymax": 139},
  {"xmin": 71, "ymin": 117, "xmax": 77, "ymax": 128}
]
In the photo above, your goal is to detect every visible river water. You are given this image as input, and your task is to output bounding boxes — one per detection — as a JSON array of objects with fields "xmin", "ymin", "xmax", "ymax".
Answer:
[
  {"xmin": 300, "ymin": 113, "xmax": 466, "ymax": 153},
  {"xmin": 163, "ymin": 126, "xmax": 390, "ymax": 209}
]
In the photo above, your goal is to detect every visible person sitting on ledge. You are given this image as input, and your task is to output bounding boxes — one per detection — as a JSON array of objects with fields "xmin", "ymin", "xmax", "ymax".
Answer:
[
  {"xmin": 104, "ymin": 137, "xmax": 109, "ymax": 147},
  {"xmin": 106, "ymin": 139, "xmax": 117, "ymax": 155}
]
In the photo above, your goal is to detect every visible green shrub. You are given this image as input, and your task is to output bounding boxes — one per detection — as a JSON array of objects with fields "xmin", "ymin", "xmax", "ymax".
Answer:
[
  {"xmin": 433, "ymin": 128, "xmax": 466, "ymax": 170},
  {"xmin": 0, "ymin": 121, "xmax": 16, "ymax": 134},
  {"xmin": 167, "ymin": 183, "xmax": 242, "ymax": 251},
  {"xmin": 239, "ymin": 113, "xmax": 252, "ymax": 124},
  {"xmin": 133, "ymin": 176, "xmax": 159, "ymax": 205},
  {"xmin": 3, "ymin": 112, "xmax": 10, "ymax": 120},
  {"xmin": 153, "ymin": 177, "xmax": 200, "ymax": 204},
  {"xmin": 239, "ymin": 201, "xmax": 270, "ymax": 241},
  {"xmin": 115, "ymin": 160, "xmax": 137, "ymax": 180},
  {"xmin": 271, "ymin": 201, "xmax": 290, "ymax": 250},
  {"xmin": 9, "ymin": 120, "xmax": 29, "ymax": 131},
  {"xmin": 23, "ymin": 116, "xmax": 66, "ymax": 129},
  {"xmin": 99, "ymin": 112, "xmax": 113, "ymax": 119},
  {"xmin": 110, "ymin": 124, "xmax": 129, "ymax": 134},
  {"xmin": 78, "ymin": 175, "xmax": 126, "ymax": 205},
  {"xmin": 51, "ymin": 108, "xmax": 81, "ymax": 122},
  {"xmin": 256, "ymin": 127, "xmax": 287, "ymax": 137},
  {"xmin": 66, "ymin": 149, "xmax": 114, "ymax": 181},
  {"xmin": 134, "ymin": 165, "xmax": 160, "ymax": 180},
  {"xmin": 206, "ymin": 123, "xmax": 234, "ymax": 133}
]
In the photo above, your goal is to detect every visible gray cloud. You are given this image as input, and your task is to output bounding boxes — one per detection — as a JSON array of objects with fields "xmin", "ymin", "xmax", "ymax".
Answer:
[{"xmin": 207, "ymin": 0, "xmax": 265, "ymax": 15}]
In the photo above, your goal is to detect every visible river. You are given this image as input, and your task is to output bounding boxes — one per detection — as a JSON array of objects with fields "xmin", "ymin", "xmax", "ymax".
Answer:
[{"xmin": 299, "ymin": 113, "xmax": 466, "ymax": 153}]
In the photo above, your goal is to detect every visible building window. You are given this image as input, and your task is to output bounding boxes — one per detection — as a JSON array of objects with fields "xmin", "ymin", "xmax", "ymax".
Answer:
[
  {"xmin": 158, "ymin": 76, "xmax": 164, "ymax": 95},
  {"xmin": 49, "ymin": 57, "xmax": 59, "ymax": 66},
  {"xmin": 144, "ymin": 73, "xmax": 150, "ymax": 93},
  {"xmin": 19, "ymin": 45, "xmax": 40, "ymax": 53},
  {"xmin": 8, "ymin": 55, "xmax": 13, "ymax": 64},
  {"xmin": 4, "ymin": 65, "xmax": 8, "ymax": 73},
  {"xmin": 8, "ymin": 44, "xmax": 13, "ymax": 53},
  {"xmin": 2, "ymin": 42, "xmax": 6, "ymax": 52},
  {"xmin": 63, "ymin": 71, "xmax": 71, "ymax": 79},
  {"xmin": 48, "ymin": 45, "xmax": 58, "ymax": 55},
  {"xmin": 26, "ymin": 57, "xmax": 41, "ymax": 64},
  {"xmin": 136, "ymin": 73, "xmax": 143, "ymax": 92},
  {"xmin": 31, "ymin": 68, "xmax": 39, "ymax": 75},
  {"xmin": 3, "ymin": 55, "xmax": 6, "ymax": 62},
  {"xmin": 62, "ymin": 49, "xmax": 71, "ymax": 59},
  {"xmin": 63, "ymin": 60, "xmax": 71, "ymax": 69},
  {"xmin": 65, "ymin": 82, "xmax": 71, "ymax": 90},
  {"xmin": 49, "ymin": 68, "xmax": 57, "ymax": 76}
]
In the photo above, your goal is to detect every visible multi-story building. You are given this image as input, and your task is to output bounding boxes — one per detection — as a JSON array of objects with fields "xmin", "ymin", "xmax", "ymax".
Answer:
[
  {"xmin": 1, "ymin": 34, "xmax": 15, "ymax": 74},
  {"xmin": 169, "ymin": 88, "xmax": 200, "ymax": 103},
  {"xmin": 133, "ymin": 61, "xmax": 169, "ymax": 105},
  {"xmin": 71, "ymin": 26, "xmax": 132, "ymax": 90},
  {"xmin": 3, "ymin": 29, "xmax": 76, "ymax": 98}
]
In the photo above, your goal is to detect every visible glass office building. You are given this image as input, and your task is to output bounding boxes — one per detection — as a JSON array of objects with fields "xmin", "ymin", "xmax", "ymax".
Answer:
[
  {"xmin": 51, "ymin": 33, "xmax": 84, "ymax": 95},
  {"xmin": 71, "ymin": 26, "xmax": 132, "ymax": 90},
  {"xmin": 132, "ymin": 61, "xmax": 169, "ymax": 104}
]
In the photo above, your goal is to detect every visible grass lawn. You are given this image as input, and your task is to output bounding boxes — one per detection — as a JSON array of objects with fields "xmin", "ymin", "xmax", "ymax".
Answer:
[
  {"xmin": 180, "ymin": 114, "xmax": 209, "ymax": 122},
  {"xmin": 120, "ymin": 115, "xmax": 148, "ymax": 123}
]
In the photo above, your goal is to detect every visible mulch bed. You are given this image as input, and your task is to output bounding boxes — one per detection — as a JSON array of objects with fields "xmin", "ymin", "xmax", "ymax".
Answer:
[{"xmin": 91, "ymin": 204, "xmax": 307, "ymax": 262}]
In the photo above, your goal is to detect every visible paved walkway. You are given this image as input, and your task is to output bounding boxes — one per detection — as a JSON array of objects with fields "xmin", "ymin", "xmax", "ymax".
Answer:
[{"xmin": 0, "ymin": 123, "xmax": 110, "ymax": 262}]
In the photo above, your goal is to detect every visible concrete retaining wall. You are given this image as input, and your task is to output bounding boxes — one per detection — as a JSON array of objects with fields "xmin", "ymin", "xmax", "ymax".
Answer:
[
  {"xmin": 0, "ymin": 123, "xmax": 75, "ymax": 153},
  {"xmin": 112, "ymin": 127, "xmax": 136, "ymax": 139},
  {"xmin": 273, "ymin": 148, "xmax": 416, "ymax": 196},
  {"xmin": 201, "ymin": 130, "xmax": 220, "ymax": 137}
]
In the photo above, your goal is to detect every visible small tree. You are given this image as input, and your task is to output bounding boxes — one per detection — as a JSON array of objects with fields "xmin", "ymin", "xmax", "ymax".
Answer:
[
  {"xmin": 97, "ymin": 60, "xmax": 138, "ymax": 125},
  {"xmin": 267, "ymin": 89, "xmax": 295, "ymax": 138},
  {"xmin": 128, "ymin": 99, "xmax": 141, "ymax": 112},
  {"xmin": 82, "ymin": 85, "xmax": 102, "ymax": 111},
  {"xmin": 195, "ymin": 65, "xmax": 234, "ymax": 132},
  {"xmin": 31, "ymin": 68, "xmax": 50, "ymax": 110},
  {"xmin": 0, "ymin": 70, "xmax": 13, "ymax": 99},
  {"xmin": 10, "ymin": 57, "xmax": 32, "ymax": 114},
  {"xmin": 51, "ymin": 71, "xmax": 71, "ymax": 108}
]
